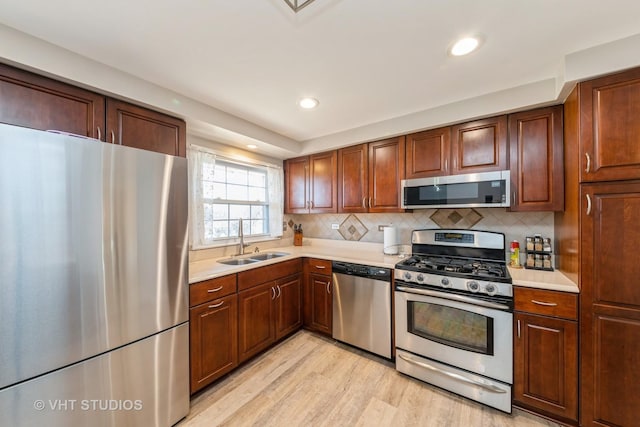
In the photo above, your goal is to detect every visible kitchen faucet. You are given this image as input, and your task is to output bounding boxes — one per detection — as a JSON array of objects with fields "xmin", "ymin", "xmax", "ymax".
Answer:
[{"xmin": 236, "ymin": 219, "xmax": 251, "ymax": 256}]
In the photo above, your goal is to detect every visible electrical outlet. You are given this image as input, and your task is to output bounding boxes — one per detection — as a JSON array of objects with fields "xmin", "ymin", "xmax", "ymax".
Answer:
[{"xmin": 331, "ymin": 223, "xmax": 339, "ymax": 230}]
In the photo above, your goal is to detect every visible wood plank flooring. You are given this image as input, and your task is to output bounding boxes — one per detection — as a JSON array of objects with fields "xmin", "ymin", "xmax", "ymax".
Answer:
[{"xmin": 179, "ymin": 331, "xmax": 560, "ymax": 427}]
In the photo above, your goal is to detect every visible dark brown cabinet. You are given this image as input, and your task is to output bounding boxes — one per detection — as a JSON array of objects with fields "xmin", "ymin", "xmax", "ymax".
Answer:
[
  {"xmin": 451, "ymin": 115, "xmax": 508, "ymax": 174},
  {"xmin": 579, "ymin": 67, "xmax": 640, "ymax": 183},
  {"xmin": 508, "ymin": 106, "xmax": 564, "ymax": 211},
  {"xmin": 237, "ymin": 259, "xmax": 302, "ymax": 363},
  {"xmin": 0, "ymin": 62, "xmax": 186, "ymax": 157},
  {"xmin": 284, "ymin": 151, "xmax": 337, "ymax": 214},
  {"xmin": 580, "ymin": 181, "xmax": 640, "ymax": 427},
  {"xmin": 514, "ymin": 287, "xmax": 578, "ymax": 423},
  {"xmin": 106, "ymin": 99, "xmax": 186, "ymax": 157},
  {"xmin": 0, "ymin": 63, "xmax": 104, "ymax": 138},
  {"xmin": 405, "ymin": 127, "xmax": 451, "ymax": 179},
  {"xmin": 404, "ymin": 116, "xmax": 506, "ymax": 179},
  {"xmin": 303, "ymin": 258, "xmax": 332, "ymax": 336},
  {"xmin": 189, "ymin": 274, "xmax": 238, "ymax": 394},
  {"xmin": 337, "ymin": 137, "xmax": 405, "ymax": 213}
]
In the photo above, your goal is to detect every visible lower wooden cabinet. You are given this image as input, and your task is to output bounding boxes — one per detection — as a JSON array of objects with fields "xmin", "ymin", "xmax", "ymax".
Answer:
[
  {"xmin": 238, "ymin": 272, "xmax": 302, "ymax": 363},
  {"xmin": 513, "ymin": 287, "xmax": 578, "ymax": 424},
  {"xmin": 303, "ymin": 258, "xmax": 332, "ymax": 336}
]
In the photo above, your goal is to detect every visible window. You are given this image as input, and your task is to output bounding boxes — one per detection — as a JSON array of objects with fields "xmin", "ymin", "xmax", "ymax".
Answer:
[{"xmin": 189, "ymin": 145, "xmax": 283, "ymax": 249}]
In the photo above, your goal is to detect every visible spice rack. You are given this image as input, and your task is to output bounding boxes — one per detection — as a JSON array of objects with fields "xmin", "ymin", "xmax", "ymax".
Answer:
[{"xmin": 524, "ymin": 235, "xmax": 554, "ymax": 271}]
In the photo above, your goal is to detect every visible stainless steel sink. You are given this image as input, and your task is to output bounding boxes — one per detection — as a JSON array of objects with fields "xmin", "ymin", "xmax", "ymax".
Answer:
[
  {"xmin": 249, "ymin": 252, "xmax": 289, "ymax": 261},
  {"xmin": 217, "ymin": 257, "xmax": 260, "ymax": 266},
  {"xmin": 216, "ymin": 251, "xmax": 289, "ymax": 265}
]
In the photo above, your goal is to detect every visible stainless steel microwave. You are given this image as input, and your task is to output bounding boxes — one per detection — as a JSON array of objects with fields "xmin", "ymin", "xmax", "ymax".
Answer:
[{"xmin": 401, "ymin": 170, "xmax": 511, "ymax": 209}]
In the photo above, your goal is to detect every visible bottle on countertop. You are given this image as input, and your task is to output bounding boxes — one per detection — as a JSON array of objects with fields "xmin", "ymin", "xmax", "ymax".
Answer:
[{"xmin": 510, "ymin": 240, "xmax": 521, "ymax": 267}]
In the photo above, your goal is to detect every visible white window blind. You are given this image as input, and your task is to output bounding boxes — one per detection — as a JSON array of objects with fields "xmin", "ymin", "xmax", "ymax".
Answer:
[{"xmin": 189, "ymin": 145, "xmax": 283, "ymax": 249}]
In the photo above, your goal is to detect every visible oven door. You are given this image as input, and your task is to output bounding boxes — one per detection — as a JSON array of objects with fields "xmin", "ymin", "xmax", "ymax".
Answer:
[{"xmin": 394, "ymin": 284, "xmax": 512, "ymax": 384}]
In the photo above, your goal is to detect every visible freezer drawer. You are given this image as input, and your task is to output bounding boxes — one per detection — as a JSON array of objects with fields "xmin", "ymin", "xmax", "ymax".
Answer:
[{"xmin": 0, "ymin": 323, "xmax": 189, "ymax": 427}]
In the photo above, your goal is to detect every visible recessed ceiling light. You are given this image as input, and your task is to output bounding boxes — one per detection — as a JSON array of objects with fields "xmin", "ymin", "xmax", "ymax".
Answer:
[
  {"xmin": 449, "ymin": 37, "xmax": 480, "ymax": 56},
  {"xmin": 247, "ymin": 144, "xmax": 257, "ymax": 149},
  {"xmin": 299, "ymin": 97, "xmax": 319, "ymax": 109}
]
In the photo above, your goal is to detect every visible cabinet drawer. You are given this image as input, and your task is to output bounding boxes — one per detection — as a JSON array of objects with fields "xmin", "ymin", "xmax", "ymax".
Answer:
[
  {"xmin": 238, "ymin": 259, "xmax": 302, "ymax": 291},
  {"xmin": 306, "ymin": 258, "xmax": 332, "ymax": 274},
  {"xmin": 514, "ymin": 287, "xmax": 578, "ymax": 320},
  {"xmin": 190, "ymin": 274, "xmax": 237, "ymax": 307}
]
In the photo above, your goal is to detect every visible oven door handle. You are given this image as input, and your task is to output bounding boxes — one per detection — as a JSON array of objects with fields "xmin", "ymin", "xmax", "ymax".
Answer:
[
  {"xmin": 396, "ymin": 286, "xmax": 511, "ymax": 311},
  {"xmin": 398, "ymin": 353, "xmax": 508, "ymax": 394}
]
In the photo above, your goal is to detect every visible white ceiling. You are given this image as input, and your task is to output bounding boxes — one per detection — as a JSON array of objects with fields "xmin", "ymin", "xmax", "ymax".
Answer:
[{"xmin": 1, "ymin": 0, "xmax": 640, "ymax": 158}]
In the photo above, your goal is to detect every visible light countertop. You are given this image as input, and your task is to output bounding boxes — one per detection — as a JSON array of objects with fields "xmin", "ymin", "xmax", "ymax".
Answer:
[{"xmin": 190, "ymin": 238, "xmax": 579, "ymax": 294}]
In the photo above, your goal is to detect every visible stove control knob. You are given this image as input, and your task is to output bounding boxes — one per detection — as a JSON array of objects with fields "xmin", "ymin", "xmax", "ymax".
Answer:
[
  {"xmin": 417, "ymin": 274, "xmax": 424, "ymax": 282},
  {"xmin": 441, "ymin": 278, "xmax": 450, "ymax": 287},
  {"xmin": 404, "ymin": 272, "xmax": 412, "ymax": 281},
  {"xmin": 467, "ymin": 281, "xmax": 480, "ymax": 292},
  {"xmin": 485, "ymin": 284, "xmax": 497, "ymax": 296}
]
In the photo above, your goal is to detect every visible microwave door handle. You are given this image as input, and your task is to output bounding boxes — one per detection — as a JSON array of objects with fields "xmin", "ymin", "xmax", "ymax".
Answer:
[
  {"xmin": 397, "ymin": 353, "xmax": 508, "ymax": 394},
  {"xmin": 396, "ymin": 286, "xmax": 511, "ymax": 311}
]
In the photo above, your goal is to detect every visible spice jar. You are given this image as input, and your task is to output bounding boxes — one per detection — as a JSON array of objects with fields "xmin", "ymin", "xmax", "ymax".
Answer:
[
  {"xmin": 543, "ymin": 238, "xmax": 552, "ymax": 252},
  {"xmin": 534, "ymin": 235, "xmax": 543, "ymax": 251},
  {"xmin": 543, "ymin": 254, "xmax": 552, "ymax": 269},
  {"xmin": 526, "ymin": 253, "xmax": 535, "ymax": 267},
  {"xmin": 534, "ymin": 254, "xmax": 543, "ymax": 269},
  {"xmin": 526, "ymin": 237, "xmax": 534, "ymax": 251}
]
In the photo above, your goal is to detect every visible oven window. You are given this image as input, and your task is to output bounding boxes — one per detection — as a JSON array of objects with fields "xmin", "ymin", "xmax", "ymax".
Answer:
[{"xmin": 407, "ymin": 301, "xmax": 494, "ymax": 355}]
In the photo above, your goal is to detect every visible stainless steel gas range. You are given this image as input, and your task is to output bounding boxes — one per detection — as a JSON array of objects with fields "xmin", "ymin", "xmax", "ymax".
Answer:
[{"xmin": 394, "ymin": 229, "xmax": 513, "ymax": 413}]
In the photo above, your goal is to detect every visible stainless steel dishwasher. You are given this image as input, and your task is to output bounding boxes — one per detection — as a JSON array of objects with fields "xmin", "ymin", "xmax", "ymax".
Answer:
[{"xmin": 332, "ymin": 261, "xmax": 392, "ymax": 359}]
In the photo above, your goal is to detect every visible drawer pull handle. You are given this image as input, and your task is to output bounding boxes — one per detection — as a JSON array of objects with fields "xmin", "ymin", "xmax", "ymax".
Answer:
[
  {"xmin": 110, "ymin": 130, "xmax": 115, "ymax": 143},
  {"xmin": 315, "ymin": 265, "xmax": 326, "ymax": 269},
  {"xmin": 531, "ymin": 300, "xmax": 558, "ymax": 307},
  {"xmin": 97, "ymin": 126, "xmax": 102, "ymax": 140},
  {"xmin": 517, "ymin": 319, "xmax": 521, "ymax": 338},
  {"xmin": 326, "ymin": 281, "xmax": 331, "ymax": 294},
  {"xmin": 207, "ymin": 286, "xmax": 224, "ymax": 293},
  {"xmin": 586, "ymin": 194, "xmax": 592, "ymax": 216},
  {"xmin": 208, "ymin": 301, "xmax": 224, "ymax": 309}
]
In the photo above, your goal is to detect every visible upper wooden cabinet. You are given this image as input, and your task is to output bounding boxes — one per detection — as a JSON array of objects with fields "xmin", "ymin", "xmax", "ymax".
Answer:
[
  {"xmin": 0, "ymin": 63, "xmax": 186, "ymax": 157},
  {"xmin": 405, "ymin": 127, "xmax": 451, "ymax": 179},
  {"xmin": 508, "ymin": 106, "xmax": 564, "ymax": 211},
  {"xmin": 405, "ymin": 116, "xmax": 507, "ymax": 179},
  {"xmin": 284, "ymin": 151, "xmax": 337, "ymax": 214},
  {"xmin": 337, "ymin": 137, "xmax": 405, "ymax": 213},
  {"xmin": 451, "ymin": 115, "xmax": 508, "ymax": 174},
  {"xmin": 579, "ymin": 67, "xmax": 640, "ymax": 182},
  {"xmin": 106, "ymin": 99, "xmax": 186, "ymax": 157},
  {"xmin": 0, "ymin": 63, "xmax": 104, "ymax": 138}
]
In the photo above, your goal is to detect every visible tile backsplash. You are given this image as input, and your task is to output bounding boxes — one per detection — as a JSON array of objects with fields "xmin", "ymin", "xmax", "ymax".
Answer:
[{"xmin": 286, "ymin": 208, "xmax": 554, "ymax": 259}]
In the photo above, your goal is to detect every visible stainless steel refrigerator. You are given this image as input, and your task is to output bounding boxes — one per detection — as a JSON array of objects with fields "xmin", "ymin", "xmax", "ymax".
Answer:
[{"xmin": 0, "ymin": 123, "xmax": 190, "ymax": 426}]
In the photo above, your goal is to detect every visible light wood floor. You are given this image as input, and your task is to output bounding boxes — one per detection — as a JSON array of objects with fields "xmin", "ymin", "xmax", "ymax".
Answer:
[{"xmin": 179, "ymin": 331, "xmax": 561, "ymax": 427}]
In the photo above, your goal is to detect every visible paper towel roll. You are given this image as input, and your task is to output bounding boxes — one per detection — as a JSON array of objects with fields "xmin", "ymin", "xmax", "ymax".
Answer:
[{"xmin": 383, "ymin": 225, "xmax": 398, "ymax": 255}]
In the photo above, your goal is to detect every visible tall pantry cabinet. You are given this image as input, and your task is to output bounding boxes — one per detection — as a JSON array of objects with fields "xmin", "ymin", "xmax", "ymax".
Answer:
[{"xmin": 558, "ymin": 66, "xmax": 640, "ymax": 427}]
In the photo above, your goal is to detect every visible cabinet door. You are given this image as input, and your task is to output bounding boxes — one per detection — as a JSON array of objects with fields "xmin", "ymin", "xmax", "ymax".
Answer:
[
  {"xmin": 308, "ymin": 273, "xmax": 332, "ymax": 335},
  {"xmin": 580, "ymin": 182, "xmax": 640, "ymax": 427},
  {"xmin": 580, "ymin": 67, "xmax": 640, "ymax": 182},
  {"xmin": 509, "ymin": 106, "xmax": 564, "ymax": 211},
  {"xmin": 0, "ymin": 63, "xmax": 104, "ymax": 138},
  {"xmin": 514, "ymin": 312, "xmax": 577, "ymax": 422},
  {"xmin": 275, "ymin": 274, "xmax": 302, "ymax": 340},
  {"xmin": 309, "ymin": 151, "xmax": 337, "ymax": 213},
  {"xmin": 189, "ymin": 294, "xmax": 238, "ymax": 394},
  {"xmin": 106, "ymin": 99, "xmax": 186, "ymax": 157},
  {"xmin": 238, "ymin": 282, "xmax": 276, "ymax": 363},
  {"xmin": 338, "ymin": 144, "xmax": 368, "ymax": 213},
  {"xmin": 451, "ymin": 116, "xmax": 507, "ymax": 174},
  {"xmin": 284, "ymin": 156, "xmax": 309, "ymax": 214},
  {"xmin": 368, "ymin": 137, "xmax": 405, "ymax": 213},
  {"xmin": 405, "ymin": 127, "xmax": 451, "ymax": 179}
]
